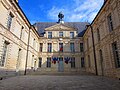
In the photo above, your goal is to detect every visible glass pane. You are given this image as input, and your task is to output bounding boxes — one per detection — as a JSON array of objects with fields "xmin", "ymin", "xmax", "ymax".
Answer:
[
  {"xmin": 59, "ymin": 32, "xmax": 63, "ymax": 37},
  {"xmin": 59, "ymin": 43, "xmax": 63, "ymax": 52},
  {"xmin": 48, "ymin": 32, "xmax": 52, "ymax": 38},
  {"xmin": 70, "ymin": 32, "xmax": 74, "ymax": 38},
  {"xmin": 70, "ymin": 43, "xmax": 74, "ymax": 52},
  {"xmin": 0, "ymin": 42, "xmax": 8, "ymax": 66}
]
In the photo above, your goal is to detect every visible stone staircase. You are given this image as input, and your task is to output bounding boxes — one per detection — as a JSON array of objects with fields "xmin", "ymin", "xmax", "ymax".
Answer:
[{"xmin": 28, "ymin": 69, "xmax": 95, "ymax": 76}]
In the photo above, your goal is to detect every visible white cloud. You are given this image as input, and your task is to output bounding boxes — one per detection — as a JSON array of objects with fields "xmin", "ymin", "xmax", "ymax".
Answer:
[
  {"xmin": 67, "ymin": 14, "xmax": 84, "ymax": 22},
  {"xmin": 47, "ymin": 0, "xmax": 104, "ymax": 22},
  {"xmin": 47, "ymin": 6, "xmax": 66, "ymax": 21},
  {"xmin": 88, "ymin": 12, "xmax": 98, "ymax": 22}
]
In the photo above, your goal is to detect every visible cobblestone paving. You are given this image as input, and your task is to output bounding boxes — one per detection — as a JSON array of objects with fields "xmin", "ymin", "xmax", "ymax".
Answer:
[{"xmin": 0, "ymin": 75, "xmax": 120, "ymax": 90}]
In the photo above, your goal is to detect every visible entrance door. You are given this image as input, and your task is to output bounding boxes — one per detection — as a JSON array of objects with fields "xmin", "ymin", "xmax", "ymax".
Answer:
[{"xmin": 58, "ymin": 57, "xmax": 64, "ymax": 72}]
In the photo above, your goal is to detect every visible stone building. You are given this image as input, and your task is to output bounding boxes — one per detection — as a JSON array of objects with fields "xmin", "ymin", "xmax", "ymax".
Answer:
[
  {"xmin": 84, "ymin": 0, "xmax": 120, "ymax": 78},
  {"xmin": 34, "ymin": 20, "xmax": 88, "ymax": 73},
  {"xmin": 0, "ymin": 0, "xmax": 120, "ymax": 78},
  {"xmin": 0, "ymin": 0, "xmax": 39, "ymax": 76}
]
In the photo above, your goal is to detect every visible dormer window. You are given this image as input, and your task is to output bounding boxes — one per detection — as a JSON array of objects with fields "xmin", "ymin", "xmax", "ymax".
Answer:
[
  {"xmin": 70, "ymin": 32, "xmax": 74, "ymax": 38},
  {"xmin": 59, "ymin": 32, "xmax": 63, "ymax": 37},
  {"xmin": 48, "ymin": 32, "xmax": 52, "ymax": 39}
]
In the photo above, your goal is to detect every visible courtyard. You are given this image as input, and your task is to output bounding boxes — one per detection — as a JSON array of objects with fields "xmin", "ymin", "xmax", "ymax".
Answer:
[{"xmin": 0, "ymin": 75, "xmax": 120, "ymax": 90}]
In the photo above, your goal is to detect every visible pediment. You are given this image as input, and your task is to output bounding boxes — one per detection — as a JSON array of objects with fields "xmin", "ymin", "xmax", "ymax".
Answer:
[{"xmin": 45, "ymin": 24, "xmax": 76, "ymax": 31}]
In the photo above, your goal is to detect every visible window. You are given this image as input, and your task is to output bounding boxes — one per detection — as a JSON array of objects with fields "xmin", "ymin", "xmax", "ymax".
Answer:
[
  {"xmin": 20, "ymin": 26, "xmax": 24, "ymax": 39},
  {"xmin": 40, "ymin": 43, "xmax": 43, "ymax": 52},
  {"xmin": 81, "ymin": 57, "xmax": 85, "ymax": 68},
  {"xmin": 16, "ymin": 49, "xmax": 22, "ymax": 71},
  {"xmin": 71, "ymin": 57, "xmax": 75, "ymax": 68},
  {"xmin": 0, "ymin": 41, "xmax": 9, "ymax": 67},
  {"xmin": 59, "ymin": 32, "xmax": 63, "ymax": 37},
  {"xmin": 59, "ymin": 43, "xmax": 63, "ymax": 52},
  {"xmin": 97, "ymin": 28, "xmax": 100, "ymax": 41},
  {"xmin": 107, "ymin": 13, "xmax": 113, "ymax": 32},
  {"xmin": 48, "ymin": 43, "xmax": 52, "ymax": 52},
  {"xmin": 17, "ymin": 49, "xmax": 22, "ymax": 61},
  {"xmin": 80, "ymin": 43, "xmax": 84, "ymax": 52},
  {"xmin": 70, "ymin": 32, "xmax": 74, "ymax": 38},
  {"xmin": 99, "ymin": 49, "xmax": 104, "ymax": 75},
  {"xmin": 34, "ymin": 61, "xmax": 37, "ymax": 69},
  {"xmin": 47, "ymin": 57, "xmax": 51, "ymax": 68},
  {"xmin": 39, "ymin": 57, "xmax": 42, "ymax": 68},
  {"xmin": 31, "ymin": 55, "xmax": 34, "ymax": 68},
  {"xmin": 88, "ymin": 55, "xmax": 91, "ymax": 67},
  {"xmin": 7, "ymin": 12, "xmax": 14, "ymax": 29},
  {"xmin": 33, "ymin": 39, "xmax": 36, "ymax": 47},
  {"xmin": 87, "ymin": 38, "xmax": 89, "ymax": 50},
  {"xmin": 48, "ymin": 32, "xmax": 52, "ymax": 38},
  {"xmin": 99, "ymin": 50, "xmax": 103, "ymax": 63},
  {"xmin": 112, "ymin": 42, "xmax": 120, "ymax": 68},
  {"xmin": 70, "ymin": 43, "xmax": 75, "ymax": 52}
]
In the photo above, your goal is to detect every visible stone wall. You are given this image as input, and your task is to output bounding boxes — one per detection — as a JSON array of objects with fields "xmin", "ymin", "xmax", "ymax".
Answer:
[
  {"xmin": 84, "ymin": 0, "xmax": 120, "ymax": 78},
  {"xmin": 0, "ymin": 0, "xmax": 39, "ymax": 76}
]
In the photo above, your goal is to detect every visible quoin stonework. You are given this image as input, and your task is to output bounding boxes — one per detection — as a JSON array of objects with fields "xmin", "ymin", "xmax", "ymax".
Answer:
[{"xmin": 0, "ymin": 0, "xmax": 120, "ymax": 78}]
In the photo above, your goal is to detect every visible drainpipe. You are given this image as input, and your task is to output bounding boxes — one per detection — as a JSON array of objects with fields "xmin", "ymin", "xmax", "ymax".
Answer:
[
  {"xmin": 24, "ymin": 26, "xmax": 31, "ymax": 75},
  {"xmin": 86, "ymin": 24, "xmax": 98, "ymax": 75}
]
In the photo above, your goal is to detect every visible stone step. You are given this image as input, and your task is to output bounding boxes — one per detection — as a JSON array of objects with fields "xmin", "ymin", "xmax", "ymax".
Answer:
[{"xmin": 28, "ymin": 70, "xmax": 94, "ymax": 76}]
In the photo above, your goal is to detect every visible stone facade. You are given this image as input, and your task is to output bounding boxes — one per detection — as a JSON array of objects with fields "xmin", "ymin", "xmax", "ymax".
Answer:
[
  {"xmin": 0, "ymin": 0, "xmax": 39, "ymax": 75},
  {"xmin": 0, "ymin": 0, "xmax": 120, "ymax": 78},
  {"xmin": 84, "ymin": 0, "xmax": 120, "ymax": 78},
  {"xmin": 35, "ymin": 23, "xmax": 85, "ymax": 73}
]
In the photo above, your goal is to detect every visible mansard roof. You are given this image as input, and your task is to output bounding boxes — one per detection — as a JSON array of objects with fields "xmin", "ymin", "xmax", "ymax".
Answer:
[{"xmin": 34, "ymin": 22, "xmax": 89, "ymax": 37}]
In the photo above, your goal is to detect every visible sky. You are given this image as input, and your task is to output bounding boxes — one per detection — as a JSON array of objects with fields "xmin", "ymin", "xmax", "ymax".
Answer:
[{"xmin": 19, "ymin": 0, "xmax": 104, "ymax": 24}]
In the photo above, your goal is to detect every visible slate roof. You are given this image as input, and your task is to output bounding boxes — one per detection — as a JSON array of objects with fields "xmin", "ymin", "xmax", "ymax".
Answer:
[{"xmin": 34, "ymin": 22, "xmax": 89, "ymax": 37}]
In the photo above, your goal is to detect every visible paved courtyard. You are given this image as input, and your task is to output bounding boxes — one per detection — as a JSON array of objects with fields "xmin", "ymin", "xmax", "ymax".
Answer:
[{"xmin": 0, "ymin": 75, "xmax": 120, "ymax": 90}]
